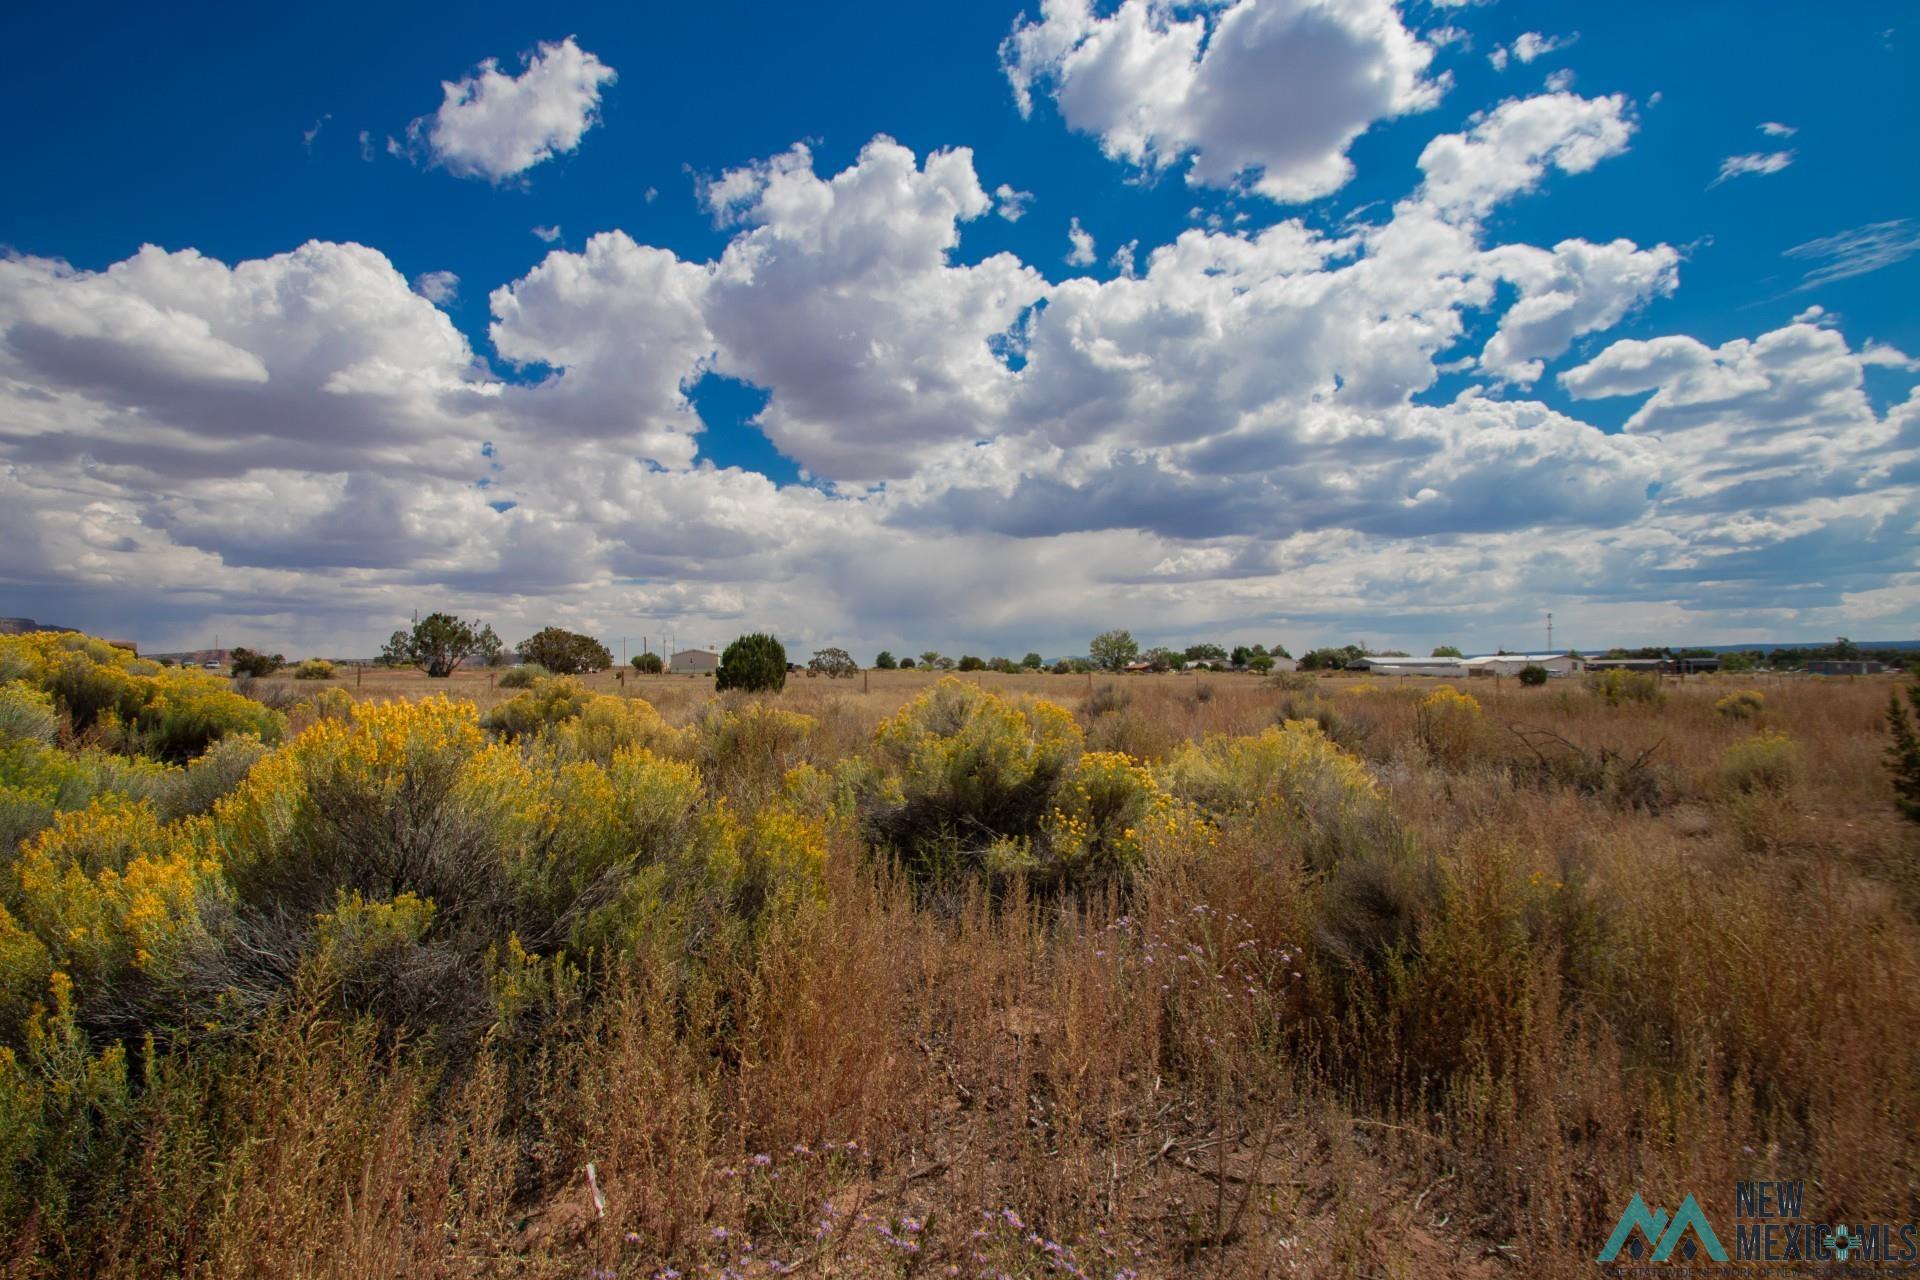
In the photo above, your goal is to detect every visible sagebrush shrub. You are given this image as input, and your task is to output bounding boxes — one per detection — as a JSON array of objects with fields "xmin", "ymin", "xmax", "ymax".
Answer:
[
  {"xmin": 0, "ymin": 685, "xmax": 58, "ymax": 746},
  {"xmin": 136, "ymin": 679, "xmax": 284, "ymax": 762},
  {"xmin": 1163, "ymin": 722, "xmax": 1391, "ymax": 874},
  {"xmin": 156, "ymin": 733, "xmax": 268, "ymax": 822},
  {"xmin": 292, "ymin": 659, "xmax": 335, "ymax": 680},
  {"xmin": 1722, "ymin": 728, "xmax": 1800, "ymax": 794},
  {"xmin": 5, "ymin": 630, "xmax": 1918, "ymax": 1278},
  {"xmin": 1415, "ymin": 684, "xmax": 1482, "ymax": 766},
  {"xmin": 1716, "ymin": 689, "xmax": 1765, "ymax": 720},
  {"xmin": 864, "ymin": 678, "xmax": 1084, "ymax": 885},
  {"xmin": 1162, "ymin": 722, "xmax": 1377, "ymax": 828},
  {"xmin": 496, "ymin": 663, "xmax": 547, "ymax": 689},
  {"xmin": 1586, "ymin": 667, "xmax": 1664, "ymax": 706},
  {"xmin": 688, "ymin": 698, "xmax": 816, "ymax": 807},
  {"xmin": 478, "ymin": 675, "xmax": 591, "ymax": 738}
]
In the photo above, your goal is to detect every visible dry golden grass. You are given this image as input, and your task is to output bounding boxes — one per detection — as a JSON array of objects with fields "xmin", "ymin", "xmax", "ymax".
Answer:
[{"xmin": 23, "ymin": 665, "xmax": 1920, "ymax": 1278}]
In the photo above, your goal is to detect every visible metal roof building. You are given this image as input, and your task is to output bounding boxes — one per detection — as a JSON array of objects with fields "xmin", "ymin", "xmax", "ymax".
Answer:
[
  {"xmin": 1465, "ymin": 653, "xmax": 1583, "ymax": 677},
  {"xmin": 1347, "ymin": 656, "xmax": 1469, "ymax": 677}
]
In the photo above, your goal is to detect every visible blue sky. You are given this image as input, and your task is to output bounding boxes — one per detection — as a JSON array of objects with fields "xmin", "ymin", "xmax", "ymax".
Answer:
[{"xmin": 2, "ymin": 2, "xmax": 1916, "ymax": 657}]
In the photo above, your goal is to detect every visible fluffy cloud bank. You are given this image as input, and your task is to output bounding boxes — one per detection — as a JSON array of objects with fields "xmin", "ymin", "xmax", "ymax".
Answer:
[{"xmin": 3, "ymin": 66, "xmax": 1916, "ymax": 655}]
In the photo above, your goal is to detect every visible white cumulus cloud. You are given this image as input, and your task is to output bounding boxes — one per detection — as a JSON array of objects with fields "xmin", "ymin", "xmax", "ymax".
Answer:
[
  {"xmin": 412, "ymin": 270, "xmax": 460, "ymax": 305},
  {"xmin": 994, "ymin": 183, "xmax": 1034, "ymax": 221},
  {"xmin": 1002, "ymin": 0, "xmax": 1444, "ymax": 202},
  {"xmin": 1066, "ymin": 217, "xmax": 1097, "ymax": 265},
  {"xmin": 1415, "ymin": 92, "xmax": 1635, "ymax": 218},
  {"xmin": 410, "ymin": 36, "xmax": 616, "ymax": 182}
]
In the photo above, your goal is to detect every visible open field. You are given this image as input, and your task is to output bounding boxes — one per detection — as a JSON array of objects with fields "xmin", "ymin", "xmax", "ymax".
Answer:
[{"xmin": 3, "ymin": 632, "xmax": 1918, "ymax": 1277}]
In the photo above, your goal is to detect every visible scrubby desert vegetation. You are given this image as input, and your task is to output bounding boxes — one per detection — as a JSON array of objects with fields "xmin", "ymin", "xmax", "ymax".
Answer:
[{"xmin": 1, "ymin": 630, "xmax": 1916, "ymax": 1277}]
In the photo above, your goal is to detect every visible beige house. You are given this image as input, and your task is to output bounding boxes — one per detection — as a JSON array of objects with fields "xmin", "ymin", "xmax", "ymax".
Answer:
[{"xmin": 669, "ymin": 648, "xmax": 719, "ymax": 674}]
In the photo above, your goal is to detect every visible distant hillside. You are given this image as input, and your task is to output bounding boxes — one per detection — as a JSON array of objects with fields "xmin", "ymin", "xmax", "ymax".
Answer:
[
  {"xmin": 1686, "ymin": 640, "xmax": 1919, "ymax": 654},
  {"xmin": 0, "ymin": 617, "xmax": 76, "ymax": 636}
]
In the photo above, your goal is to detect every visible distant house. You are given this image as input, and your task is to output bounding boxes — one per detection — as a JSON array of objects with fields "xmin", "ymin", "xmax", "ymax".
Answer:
[
  {"xmin": 1583, "ymin": 657, "xmax": 1665, "ymax": 673},
  {"xmin": 1465, "ymin": 652, "xmax": 1582, "ymax": 678},
  {"xmin": 669, "ymin": 648, "xmax": 719, "ymax": 674},
  {"xmin": 1269, "ymin": 656, "xmax": 1298, "ymax": 673},
  {"xmin": 1348, "ymin": 656, "xmax": 1468, "ymax": 678},
  {"xmin": 1805, "ymin": 660, "xmax": 1888, "ymax": 676},
  {"xmin": 1584, "ymin": 655, "xmax": 1720, "ymax": 675}
]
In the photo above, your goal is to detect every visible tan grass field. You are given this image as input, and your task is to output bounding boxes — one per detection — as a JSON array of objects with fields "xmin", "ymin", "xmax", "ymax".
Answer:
[{"xmin": 11, "ymin": 643, "xmax": 1919, "ymax": 1278}]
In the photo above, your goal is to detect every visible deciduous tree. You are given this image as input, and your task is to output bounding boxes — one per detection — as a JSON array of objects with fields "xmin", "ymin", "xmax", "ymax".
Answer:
[
  {"xmin": 809, "ymin": 647, "xmax": 858, "ymax": 679},
  {"xmin": 517, "ymin": 627, "xmax": 614, "ymax": 676},
  {"xmin": 381, "ymin": 614, "xmax": 498, "ymax": 678},
  {"xmin": 1089, "ymin": 629, "xmax": 1138, "ymax": 672}
]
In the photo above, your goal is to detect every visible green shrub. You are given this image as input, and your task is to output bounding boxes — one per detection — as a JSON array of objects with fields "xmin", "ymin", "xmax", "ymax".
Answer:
[
  {"xmin": 1026, "ymin": 750, "xmax": 1170, "ymax": 889},
  {"xmin": 1080, "ymin": 683, "xmax": 1130, "ymax": 720},
  {"xmin": 863, "ymin": 678, "xmax": 1084, "ymax": 884},
  {"xmin": 808, "ymin": 647, "xmax": 858, "ymax": 679},
  {"xmin": 292, "ymin": 659, "xmax": 335, "ymax": 680},
  {"xmin": 135, "ymin": 678, "xmax": 285, "ymax": 763},
  {"xmin": 156, "ymin": 734, "xmax": 269, "ymax": 822},
  {"xmin": 688, "ymin": 699, "xmax": 816, "ymax": 807},
  {"xmin": 516, "ymin": 627, "xmax": 613, "ymax": 675},
  {"xmin": 207, "ymin": 697, "xmax": 733, "ymax": 1048},
  {"xmin": 228, "ymin": 648, "xmax": 284, "ymax": 678},
  {"xmin": 1889, "ymin": 684, "xmax": 1920, "ymax": 822},
  {"xmin": 1318, "ymin": 841, "xmax": 1436, "ymax": 971},
  {"xmin": 1518, "ymin": 664, "xmax": 1549, "ymax": 686},
  {"xmin": 716, "ymin": 633, "xmax": 787, "ymax": 694},
  {"xmin": 1722, "ymin": 729, "xmax": 1800, "ymax": 794},
  {"xmin": 547, "ymin": 694, "xmax": 683, "ymax": 765},
  {"xmin": 496, "ymin": 663, "xmax": 547, "ymax": 689},
  {"xmin": 0, "ymin": 686, "xmax": 58, "ymax": 746},
  {"xmin": 1586, "ymin": 667, "xmax": 1664, "ymax": 706},
  {"xmin": 1415, "ymin": 684, "xmax": 1482, "ymax": 767},
  {"xmin": 1162, "ymin": 722, "xmax": 1377, "ymax": 824},
  {"xmin": 43, "ymin": 653, "xmax": 144, "ymax": 735},
  {"xmin": 301, "ymin": 686, "xmax": 356, "ymax": 721},
  {"xmin": 1163, "ymin": 722, "xmax": 1387, "ymax": 871},
  {"xmin": 1715, "ymin": 689, "xmax": 1765, "ymax": 720},
  {"xmin": 478, "ymin": 676, "xmax": 591, "ymax": 738},
  {"xmin": 632, "ymin": 652, "xmax": 664, "ymax": 675}
]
